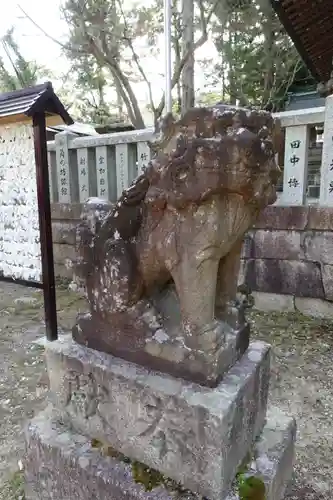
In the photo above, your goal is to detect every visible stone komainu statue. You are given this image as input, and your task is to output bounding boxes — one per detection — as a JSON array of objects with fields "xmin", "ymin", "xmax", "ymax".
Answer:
[{"xmin": 73, "ymin": 105, "xmax": 281, "ymax": 386}]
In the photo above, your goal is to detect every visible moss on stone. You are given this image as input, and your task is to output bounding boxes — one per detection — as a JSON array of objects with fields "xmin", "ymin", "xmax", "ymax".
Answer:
[
  {"xmin": 235, "ymin": 452, "xmax": 266, "ymax": 499},
  {"xmin": 237, "ymin": 474, "xmax": 266, "ymax": 500},
  {"xmin": 90, "ymin": 438, "xmax": 197, "ymax": 495},
  {"xmin": 131, "ymin": 461, "xmax": 165, "ymax": 491},
  {"xmin": 236, "ymin": 451, "xmax": 253, "ymax": 476},
  {"xmin": 1, "ymin": 470, "xmax": 25, "ymax": 500}
]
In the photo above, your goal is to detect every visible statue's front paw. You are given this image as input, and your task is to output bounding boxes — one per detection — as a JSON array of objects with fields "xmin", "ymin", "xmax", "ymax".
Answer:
[{"xmin": 195, "ymin": 320, "xmax": 226, "ymax": 353}]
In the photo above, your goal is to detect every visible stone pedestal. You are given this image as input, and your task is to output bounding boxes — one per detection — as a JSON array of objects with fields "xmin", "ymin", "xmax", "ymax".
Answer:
[
  {"xmin": 24, "ymin": 336, "xmax": 296, "ymax": 500},
  {"xmin": 25, "ymin": 405, "xmax": 295, "ymax": 500},
  {"xmin": 45, "ymin": 336, "xmax": 269, "ymax": 499}
]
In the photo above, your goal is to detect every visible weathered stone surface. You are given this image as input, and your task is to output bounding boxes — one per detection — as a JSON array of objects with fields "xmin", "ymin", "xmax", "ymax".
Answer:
[
  {"xmin": 307, "ymin": 206, "xmax": 333, "ymax": 230},
  {"xmin": 73, "ymin": 106, "xmax": 281, "ymax": 386},
  {"xmin": 52, "ymin": 221, "xmax": 76, "ymax": 246},
  {"xmin": 45, "ymin": 336, "xmax": 270, "ymax": 500},
  {"xmin": 51, "ymin": 203, "xmax": 83, "ymax": 221},
  {"xmin": 25, "ymin": 406, "xmax": 175, "ymax": 500},
  {"xmin": 321, "ymin": 264, "xmax": 333, "ymax": 301},
  {"xmin": 240, "ymin": 232, "xmax": 254, "ymax": 259},
  {"xmin": 73, "ymin": 309, "xmax": 250, "ymax": 387},
  {"xmin": 238, "ymin": 259, "xmax": 246, "ymax": 286},
  {"xmin": 24, "ymin": 406, "xmax": 296, "ymax": 500},
  {"xmin": 252, "ymin": 230, "xmax": 301, "ymax": 260},
  {"xmin": 302, "ymin": 231, "xmax": 333, "ymax": 265},
  {"xmin": 295, "ymin": 297, "xmax": 333, "ymax": 319},
  {"xmin": 53, "ymin": 243, "xmax": 77, "ymax": 265},
  {"xmin": 243, "ymin": 259, "xmax": 324, "ymax": 298},
  {"xmin": 254, "ymin": 206, "xmax": 309, "ymax": 230},
  {"xmin": 54, "ymin": 262, "xmax": 74, "ymax": 279},
  {"xmin": 227, "ymin": 408, "xmax": 296, "ymax": 500},
  {"xmin": 252, "ymin": 292, "xmax": 295, "ymax": 312}
]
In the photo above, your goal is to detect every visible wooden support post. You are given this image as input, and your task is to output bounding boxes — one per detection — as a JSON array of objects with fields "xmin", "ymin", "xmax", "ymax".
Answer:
[{"xmin": 33, "ymin": 113, "xmax": 58, "ymax": 341}]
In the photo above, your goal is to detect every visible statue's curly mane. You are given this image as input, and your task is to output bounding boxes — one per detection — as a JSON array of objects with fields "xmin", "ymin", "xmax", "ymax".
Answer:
[{"xmin": 96, "ymin": 104, "xmax": 281, "ymax": 245}]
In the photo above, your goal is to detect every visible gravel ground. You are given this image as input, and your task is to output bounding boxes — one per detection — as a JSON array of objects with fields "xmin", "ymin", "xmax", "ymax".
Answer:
[
  {"xmin": 0, "ymin": 282, "xmax": 332, "ymax": 499},
  {"xmin": 250, "ymin": 310, "xmax": 333, "ymax": 499}
]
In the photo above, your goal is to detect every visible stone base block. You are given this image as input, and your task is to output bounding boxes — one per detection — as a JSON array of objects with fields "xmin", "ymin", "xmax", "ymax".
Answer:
[
  {"xmin": 73, "ymin": 311, "xmax": 250, "ymax": 388},
  {"xmin": 45, "ymin": 336, "xmax": 270, "ymax": 500},
  {"xmin": 24, "ymin": 407, "xmax": 296, "ymax": 500}
]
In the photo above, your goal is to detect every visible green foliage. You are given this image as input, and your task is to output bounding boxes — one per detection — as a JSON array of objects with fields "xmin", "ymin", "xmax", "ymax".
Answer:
[
  {"xmin": 90, "ymin": 438, "xmax": 194, "ymax": 495},
  {"xmin": 60, "ymin": 0, "xmax": 220, "ymax": 127},
  {"xmin": 237, "ymin": 474, "xmax": 266, "ymax": 500},
  {"xmin": 235, "ymin": 451, "xmax": 266, "ymax": 499},
  {"xmin": 1, "ymin": 470, "xmax": 25, "ymax": 500},
  {"xmin": 57, "ymin": 0, "xmax": 312, "ymax": 125},
  {"xmin": 212, "ymin": 0, "xmax": 310, "ymax": 111},
  {"xmin": 91, "ymin": 438, "xmax": 164, "ymax": 491},
  {"xmin": 196, "ymin": 91, "xmax": 223, "ymax": 106},
  {"xmin": 131, "ymin": 462, "xmax": 165, "ymax": 491},
  {"xmin": 0, "ymin": 28, "xmax": 47, "ymax": 92}
]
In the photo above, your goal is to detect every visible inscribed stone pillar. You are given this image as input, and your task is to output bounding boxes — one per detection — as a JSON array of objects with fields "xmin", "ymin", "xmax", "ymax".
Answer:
[
  {"xmin": 281, "ymin": 125, "xmax": 309, "ymax": 205},
  {"xmin": 320, "ymin": 94, "xmax": 333, "ymax": 205}
]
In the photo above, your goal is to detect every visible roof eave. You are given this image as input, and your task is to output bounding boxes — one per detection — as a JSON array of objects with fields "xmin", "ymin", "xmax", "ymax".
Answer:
[
  {"xmin": 270, "ymin": 0, "xmax": 322, "ymax": 82},
  {"xmin": 25, "ymin": 82, "xmax": 74, "ymax": 125}
]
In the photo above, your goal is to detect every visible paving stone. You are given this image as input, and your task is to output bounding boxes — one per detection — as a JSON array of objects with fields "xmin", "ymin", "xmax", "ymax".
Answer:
[
  {"xmin": 295, "ymin": 297, "xmax": 333, "ymax": 319},
  {"xmin": 252, "ymin": 292, "xmax": 295, "ymax": 313}
]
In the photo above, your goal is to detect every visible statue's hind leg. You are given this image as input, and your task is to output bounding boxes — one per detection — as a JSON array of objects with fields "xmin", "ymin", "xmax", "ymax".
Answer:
[
  {"xmin": 215, "ymin": 238, "xmax": 242, "ymax": 323},
  {"xmin": 215, "ymin": 238, "xmax": 250, "ymax": 353}
]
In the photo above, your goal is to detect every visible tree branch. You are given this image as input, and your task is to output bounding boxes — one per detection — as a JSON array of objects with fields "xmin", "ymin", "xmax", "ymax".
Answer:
[
  {"xmin": 156, "ymin": 0, "xmax": 219, "ymax": 117},
  {"xmin": 17, "ymin": 5, "xmax": 84, "ymax": 54},
  {"xmin": 116, "ymin": 0, "xmax": 156, "ymax": 115},
  {"xmin": 84, "ymin": 24, "xmax": 145, "ymax": 127}
]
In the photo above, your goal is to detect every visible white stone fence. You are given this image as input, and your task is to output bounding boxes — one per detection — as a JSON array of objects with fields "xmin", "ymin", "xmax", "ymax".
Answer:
[
  {"xmin": 47, "ymin": 104, "xmax": 333, "ymax": 206},
  {"xmin": 47, "ymin": 128, "xmax": 154, "ymax": 204}
]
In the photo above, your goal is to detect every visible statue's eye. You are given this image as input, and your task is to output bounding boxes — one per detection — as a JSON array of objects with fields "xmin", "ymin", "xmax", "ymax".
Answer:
[{"xmin": 177, "ymin": 170, "xmax": 187, "ymax": 180}]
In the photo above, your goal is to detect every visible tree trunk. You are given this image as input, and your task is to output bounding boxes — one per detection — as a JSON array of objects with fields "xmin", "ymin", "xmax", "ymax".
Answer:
[
  {"xmin": 227, "ymin": 21, "xmax": 237, "ymax": 105},
  {"xmin": 262, "ymin": 8, "xmax": 275, "ymax": 109},
  {"xmin": 181, "ymin": 0, "xmax": 195, "ymax": 115}
]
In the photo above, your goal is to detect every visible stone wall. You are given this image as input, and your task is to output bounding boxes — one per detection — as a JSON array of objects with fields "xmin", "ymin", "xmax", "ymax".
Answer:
[
  {"xmin": 240, "ymin": 206, "xmax": 333, "ymax": 317},
  {"xmin": 51, "ymin": 204, "xmax": 81, "ymax": 280},
  {"xmin": 51, "ymin": 203, "xmax": 333, "ymax": 317}
]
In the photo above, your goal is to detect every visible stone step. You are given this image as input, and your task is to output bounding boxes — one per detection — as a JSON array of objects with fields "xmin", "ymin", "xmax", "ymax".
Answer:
[
  {"xmin": 45, "ymin": 335, "xmax": 270, "ymax": 500},
  {"xmin": 24, "ymin": 406, "xmax": 296, "ymax": 500}
]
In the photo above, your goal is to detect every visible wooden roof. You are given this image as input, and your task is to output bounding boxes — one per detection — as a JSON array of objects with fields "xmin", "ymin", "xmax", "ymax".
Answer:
[
  {"xmin": 271, "ymin": 0, "xmax": 333, "ymax": 82},
  {"xmin": 0, "ymin": 82, "xmax": 73, "ymax": 124}
]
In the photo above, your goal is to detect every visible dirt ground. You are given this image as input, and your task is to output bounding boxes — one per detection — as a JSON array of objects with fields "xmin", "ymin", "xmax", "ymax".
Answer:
[{"xmin": 0, "ymin": 282, "xmax": 332, "ymax": 499}]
